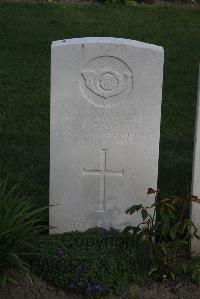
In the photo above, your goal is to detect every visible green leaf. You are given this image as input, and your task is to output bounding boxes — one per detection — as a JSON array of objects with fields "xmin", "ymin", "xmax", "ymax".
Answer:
[
  {"xmin": 123, "ymin": 226, "xmax": 133, "ymax": 234},
  {"xmin": 1, "ymin": 273, "xmax": 6, "ymax": 288},
  {"xmin": 161, "ymin": 244, "xmax": 167, "ymax": 255},
  {"xmin": 194, "ymin": 233, "xmax": 200, "ymax": 240},
  {"xmin": 162, "ymin": 202, "xmax": 175, "ymax": 211},
  {"xmin": 126, "ymin": 204, "xmax": 142, "ymax": 215},
  {"xmin": 0, "ymin": 178, "xmax": 48, "ymax": 287},
  {"xmin": 149, "ymin": 267, "xmax": 157, "ymax": 276},
  {"xmin": 170, "ymin": 272, "xmax": 175, "ymax": 280},
  {"xmin": 7, "ymin": 277, "xmax": 19, "ymax": 285},
  {"xmin": 141, "ymin": 209, "xmax": 149, "ymax": 221},
  {"xmin": 169, "ymin": 225, "xmax": 178, "ymax": 240},
  {"xmin": 181, "ymin": 261, "xmax": 190, "ymax": 274}
]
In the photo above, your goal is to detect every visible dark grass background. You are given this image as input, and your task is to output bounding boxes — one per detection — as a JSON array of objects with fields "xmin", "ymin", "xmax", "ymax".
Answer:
[{"xmin": 0, "ymin": 2, "xmax": 200, "ymax": 207}]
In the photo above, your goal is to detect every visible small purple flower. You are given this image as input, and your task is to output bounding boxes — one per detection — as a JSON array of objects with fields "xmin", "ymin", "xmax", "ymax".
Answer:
[
  {"xmin": 86, "ymin": 283, "xmax": 92, "ymax": 294},
  {"xmin": 55, "ymin": 247, "xmax": 65, "ymax": 257},
  {"xmin": 70, "ymin": 265, "xmax": 86, "ymax": 292},
  {"xmin": 99, "ymin": 226, "xmax": 107, "ymax": 239},
  {"xmin": 77, "ymin": 265, "xmax": 84, "ymax": 272},
  {"xmin": 85, "ymin": 282, "xmax": 105, "ymax": 295},
  {"xmin": 94, "ymin": 283, "xmax": 105, "ymax": 292},
  {"xmin": 110, "ymin": 226, "xmax": 115, "ymax": 233},
  {"xmin": 144, "ymin": 276, "xmax": 150, "ymax": 285},
  {"xmin": 75, "ymin": 265, "xmax": 85, "ymax": 280},
  {"xmin": 78, "ymin": 281, "xmax": 83, "ymax": 287}
]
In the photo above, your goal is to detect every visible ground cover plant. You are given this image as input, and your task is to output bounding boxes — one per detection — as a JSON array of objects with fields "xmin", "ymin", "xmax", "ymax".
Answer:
[
  {"xmin": 100, "ymin": 0, "xmax": 200, "ymax": 4},
  {"xmin": 31, "ymin": 227, "xmax": 150, "ymax": 297},
  {"xmin": 30, "ymin": 188, "xmax": 200, "ymax": 297}
]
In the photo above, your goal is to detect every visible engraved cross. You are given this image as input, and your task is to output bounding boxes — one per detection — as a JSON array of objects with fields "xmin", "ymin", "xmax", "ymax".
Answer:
[{"xmin": 82, "ymin": 149, "xmax": 124, "ymax": 212}]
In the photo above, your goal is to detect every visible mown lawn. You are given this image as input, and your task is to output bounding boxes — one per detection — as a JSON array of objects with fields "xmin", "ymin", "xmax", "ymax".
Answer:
[{"xmin": 0, "ymin": 2, "xmax": 199, "ymax": 205}]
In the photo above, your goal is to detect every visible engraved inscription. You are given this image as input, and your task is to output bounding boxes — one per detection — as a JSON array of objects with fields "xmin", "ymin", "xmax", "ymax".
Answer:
[
  {"xmin": 82, "ymin": 149, "xmax": 124, "ymax": 212},
  {"xmin": 57, "ymin": 104, "xmax": 148, "ymax": 145},
  {"xmin": 80, "ymin": 56, "xmax": 133, "ymax": 107}
]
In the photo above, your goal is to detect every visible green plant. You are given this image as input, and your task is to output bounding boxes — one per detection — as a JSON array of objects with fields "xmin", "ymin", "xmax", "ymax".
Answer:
[
  {"xmin": 124, "ymin": 188, "xmax": 200, "ymax": 282},
  {"xmin": 103, "ymin": 0, "xmax": 139, "ymax": 4},
  {"xmin": 177, "ymin": 257, "xmax": 200, "ymax": 285},
  {"xmin": 0, "ymin": 178, "xmax": 47, "ymax": 287},
  {"xmin": 31, "ymin": 228, "xmax": 150, "ymax": 296}
]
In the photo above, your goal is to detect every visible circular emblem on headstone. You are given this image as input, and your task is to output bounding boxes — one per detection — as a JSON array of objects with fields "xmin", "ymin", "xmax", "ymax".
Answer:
[{"xmin": 80, "ymin": 56, "xmax": 133, "ymax": 108}]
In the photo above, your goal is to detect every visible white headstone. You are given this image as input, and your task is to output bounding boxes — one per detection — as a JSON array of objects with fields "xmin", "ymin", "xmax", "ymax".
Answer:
[
  {"xmin": 50, "ymin": 37, "xmax": 164, "ymax": 233},
  {"xmin": 191, "ymin": 64, "xmax": 200, "ymax": 254}
]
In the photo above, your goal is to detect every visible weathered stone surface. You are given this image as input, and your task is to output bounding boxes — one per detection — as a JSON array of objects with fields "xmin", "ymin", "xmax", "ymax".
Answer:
[
  {"xmin": 50, "ymin": 37, "xmax": 164, "ymax": 233},
  {"xmin": 191, "ymin": 65, "xmax": 200, "ymax": 254}
]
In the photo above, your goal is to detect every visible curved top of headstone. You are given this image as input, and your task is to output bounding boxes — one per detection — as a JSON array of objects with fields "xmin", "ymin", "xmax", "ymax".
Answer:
[{"xmin": 51, "ymin": 37, "xmax": 163, "ymax": 52}]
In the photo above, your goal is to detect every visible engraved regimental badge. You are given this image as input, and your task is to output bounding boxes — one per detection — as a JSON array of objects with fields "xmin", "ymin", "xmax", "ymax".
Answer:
[{"xmin": 80, "ymin": 56, "xmax": 133, "ymax": 108}]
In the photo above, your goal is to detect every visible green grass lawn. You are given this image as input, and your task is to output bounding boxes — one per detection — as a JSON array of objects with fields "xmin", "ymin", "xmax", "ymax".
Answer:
[{"xmin": 0, "ymin": 2, "xmax": 200, "ymax": 205}]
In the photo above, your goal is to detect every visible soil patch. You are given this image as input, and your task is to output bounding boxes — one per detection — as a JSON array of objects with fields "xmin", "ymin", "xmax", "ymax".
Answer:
[
  {"xmin": 0, "ymin": 275, "xmax": 82, "ymax": 299},
  {"xmin": 131, "ymin": 280, "xmax": 200, "ymax": 299},
  {"xmin": 1, "ymin": 275, "xmax": 200, "ymax": 299}
]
